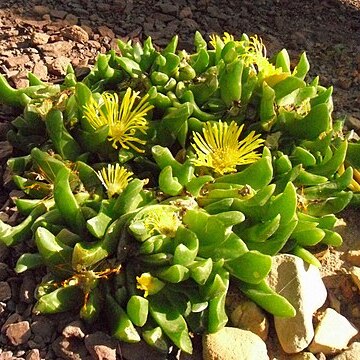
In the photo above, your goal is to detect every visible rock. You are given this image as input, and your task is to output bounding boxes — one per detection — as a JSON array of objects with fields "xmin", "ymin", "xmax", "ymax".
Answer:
[
  {"xmin": 158, "ymin": 3, "xmax": 179, "ymax": 15},
  {"xmin": 52, "ymin": 335, "xmax": 88, "ymax": 360},
  {"xmin": 0, "ymin": 263, "xmax": 8, "ymax": 281},
  {"xmin": 332, "ymin": 342, "xmax": 360, "ymax": 359},
  {"xmin": 0, "ymin": 244, "xmax": 9, "ymax": 262},
  {"xmin": 38, "ymin": 41, "xmax": 73, "ymax": 57},
  {"xmin": 347, "ymin": 250, "xmax": 360, "ymax": 266},
  {"xmin": 31, "ymin": 316, "xmax": 55, "ymax": 342},
  {"xmin": 0, "ymin": 281, "xmax": 11, "ymax": 302},
  {"xmin": 19, "ymin": 275, "xmax": 36, "ymax": 304},
  {"xmin": 179, "ymin": 6, "xmax": 193, "ymax": 19},
  {"xmin": 120, "ymin": 340, "xmax": 167, "ymax": 360},
  {"xmin": 50, "ymin": 9, "xmax": 68, "ymax": 19},
  {"xmin": 291, "ymin": 352, "xmax": 318, "ymax": 360},
  {"xmin": 33, "ymin": 5, "xmax": 50, "ymax": 16},
  {"xmin": 309, "ymin": 308, "xmax": 358, "ymax": 355},
  {"xmin": 47, "ymin": 56, "xmax": 71, "ymax": 76},
  {"xmin": 64, "ymin": 14, "xmax": 79, "ymax": 26},
  {"xmin": 229, "ymin": 299, "xmax": 269, "ymax": 341},
  {"xmin": 202, "ymin": 327, "xmax": 269, "ymax": 360},
  {"xmin": 32, "ymin": 61, "xmax": 48, "ymax": 80},
  {"xmin": 0, "ymin": 351, "xmax": 13, "ymax": 360},
  {"xmin": 5, "ymin": 321, "xmax": 31, "ymax": 346},
  {"xmin": 61, "ymin": 25, "xmax": 89, "ymax": 43},
  {"xmin": 345, "ymin": 116, "xmax": 360, "ymax": 132},
  {"xmin": 98, "ymin": 26, "xmax": 115, "ymax": 39},
  {"xmin": 9, "ymin": 71, "xmax": 29, "ymax": 88},
  {"xmin": 31, "ymin": 32, "xmax": 50, "ymax": 46},
  {"xmin": 25, "ymin": 349, "xmax": 41, "ymax": 360},
  {"xmin": 62, "ymin": 321, "xmax": 86, "ymax": 339},
  {"xmin": 5, "ymin": 55, "xmax": 30, "ymax": 68},
  {"xmin": 84, "ymin": 332, "xmax": 117, "ymax": 360},
  {"xmin": 267, "ymin": 254, "xmax": 327, "ymax": 353},
  {"xmin": 350, "ymin": 266, "xmax": 360, "ymax": 292}
]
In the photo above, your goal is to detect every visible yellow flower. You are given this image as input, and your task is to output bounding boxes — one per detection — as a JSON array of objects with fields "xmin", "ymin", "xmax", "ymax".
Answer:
[
  {"xmin": 142, "ymin": 206, "xmax": 182, "ymax": 238},
  {"xmin": 241, "ymin": 35, "xmax": 283, "ymax": 79},
  {"xmin": 136, "ymin": 273, "xmax": 165, "ymax": 297},
  {"xmin": 191, "ymin": 121, "xmax": 264, "ymax": 175},
  {"xmin": 96, "ymin": 163, "xmax": 133, "ymax": 198},
  {"xmin": 209, "ymin": 32, "xmax": 234, "ymax": 48},
  {"xmin": 83, "ymin": 88, "xmax": 153, "ymax": 153}
]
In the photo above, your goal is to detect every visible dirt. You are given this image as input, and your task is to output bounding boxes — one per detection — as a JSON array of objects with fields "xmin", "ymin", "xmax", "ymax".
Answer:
[{"xmin": 0, "ymin": 0, "xmax": 360, "ymax": 359}]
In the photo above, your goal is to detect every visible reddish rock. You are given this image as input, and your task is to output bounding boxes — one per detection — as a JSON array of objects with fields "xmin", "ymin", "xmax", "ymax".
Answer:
[
  {"xmin": 62, "ymin": 321, "xmax": 86, "ymax": 339},
  {"xmin": 84, "ymin": 332, "xmax": 117, "ymax": 360},
  {"xmin": 25, "ymin": 349, "xmax": 41, "ymax": 360},
  {"xmin": 61, "ymin": 25, "xmax": 89, "ymax": 43},
  {"xmin": 47, "ymin": 56, "xmax": 71, "ymax": 76},
  {"xmin": 31, "ymin": 32, "xmax": 50, "ymax": 45},
  {"xmin": 38, "ymin": 41, "xmax": 73, "ymax": 57},
  {"xmin": 32, "ymin": 61, "xmax": 48, "ymax": 80},
  {"xmin": 5, "ymin": 321, "xmax": 31, "ymax": 346},
  {"xmin": 98, "ymin": 26, "xmax": 115, "ymax": 39},
  {"xmin": 5, "ymin": 55, "xmax": 30, "ymax": 68}
]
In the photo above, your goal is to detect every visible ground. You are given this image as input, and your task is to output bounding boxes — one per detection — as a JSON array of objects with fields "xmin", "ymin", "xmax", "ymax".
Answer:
[{"xmin": 0, "ymin": 0, "xmax": 360, "ymax": 359}]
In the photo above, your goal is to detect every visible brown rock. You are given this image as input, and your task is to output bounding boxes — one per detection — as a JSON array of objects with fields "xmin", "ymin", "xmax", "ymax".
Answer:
[
  {"xmin": 0, "ymin": 142, "xmax": 13, "ymax": 163},
  {"xmin": 5, "ymin": 54, "xmax": 30, "ymax": 68},
  {"xmin": 61, "ymin": 25, "xmax": 89, "ymax": 43},
  {"xmin": 47, "ymin": 56, "xmax": 71, "ymax": 76},
  {"xmin": 347, "ymin": 250, "xmax": 360, "ymax": 266},
  {"xmin": 19, "ymin": 275, "xmax": 36, "ymax": 304},
  {"xmin": 64, "ymin": 14, "xmax": 79, "ymax": 26},
  {"xmin": 0, "ymin": 281, "xmax": 11, "ymax": 301},
  {"xmin": 230, "ymin": 300, "xmax": 269, "ymax": 341},
  {"xmin": 33, "ymin": 5, "xmax": 50, "ymax": 16},
  {"xmin": 84, "ymin": 332, "xmax": 117, "ymax": 360},
  {"xmin": 62, "ymin": 321, "xmax": 86, "ymax": 339},
  {"xmin": 98, "ymin": 26, "xmax": 115, "ymax": 39},
  {"xmin": 50, "ymin": 9, "xmax": 68, "ymax": 19},
  {"xmin": 5, "ymin": 321, "xmax": 31, "ymax": 346},
  {"xmin": 31, "ymin": 316, "xmax": 55, "ymax": 340},
  {"xmin": 32, "ymin": 61, "xmax": 48, "ymax": 80},
  {"xmin": 38, "ymin": 41, "xmax": 73, "ymax": 57},
  {"xmin": 179, "ymin": 6, "xmax": 193, "ymax": 19},
  {"xmin": 31, "ymin": 32, "xmax": 50, "ymax": 46},
  {"xmin": 52, "ymin": 335, "xmax": 88, "ymax": 360},
  {"xmin": 25, "ymin": 349, "xmax": 41, "ymax": 360},
  {"xmin": 0, "ymin": 351, "xmax": 13, "ymax": 360}
]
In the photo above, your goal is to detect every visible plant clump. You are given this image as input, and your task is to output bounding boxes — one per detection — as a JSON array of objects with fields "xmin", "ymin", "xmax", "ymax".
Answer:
[{"xmin": 1, "ymin": 32, "xmax": 360, "ymax": 355}]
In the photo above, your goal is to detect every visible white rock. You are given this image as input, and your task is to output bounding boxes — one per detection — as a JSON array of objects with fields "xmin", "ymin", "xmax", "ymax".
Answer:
[
  {"xmin": 331, "ymin": 342, "xmax": 360, "ymax": 360},
  {"xmin": 309, "ymin": 308, "xmax": 358, "ymax": 355},
  {"xmin": 267, "ymin": 254, "xmax": 327, "ymax": 353},
  {"xmin": 203, "ymin": 327, "xmax": 269, "ymax": 360}
]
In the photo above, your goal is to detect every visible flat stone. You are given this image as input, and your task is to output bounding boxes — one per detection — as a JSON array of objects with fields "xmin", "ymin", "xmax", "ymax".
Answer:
[
  {"xmin": 5, "ymin": 321, "xmax": 31, "ymax": 346},
  {"xmin": 267, "ymin": 254, "xmax": 327, "ymax": 353},
  {"xmin": 309, "ymin": 308, "xmax": 358, "ymax": 355},
  {"xmin": 0, "ymin": 281, "xmax": 11, "ymax": 302},
  {"xmin": 5, "ymin": 55, "xmax": 30, "ymax": 68},
  {"xmin": 38, "ymin": 41, "xmax": 73, "ymax": 57},
  {"xmin": 332, "ymin": 342, "xmax": 360, "ymax": 360},
  {"xmin": 203, "ymin": 327, "xmax": 269, "ymax": 360}
]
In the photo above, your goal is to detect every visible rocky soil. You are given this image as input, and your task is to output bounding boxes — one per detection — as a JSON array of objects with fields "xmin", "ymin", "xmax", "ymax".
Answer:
[{"xmin": 0, "ymin": 0, "xmax": 360, "ymax": 359}]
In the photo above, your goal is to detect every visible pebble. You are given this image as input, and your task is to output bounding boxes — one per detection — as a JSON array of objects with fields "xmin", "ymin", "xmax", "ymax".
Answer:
[
  {"xmin": 52, "ymin": 335, "xmax": 88, "ymax": 359},
  {"xmin": 203, "ymin": 327, "xmax": 269, "ymax": 360},
  {"xmin": 47, "ymin": 56, "xmax": 71, "ymax": 76},
  {"xmin": 31, "ymin": 32, "xmax": 50, "ymax": 46},
  {"xmin": 309, "ymin": 308, "xmax": 358, "ymax": 355},
  {"xmin": 5, "ymin": 321, "xmax": 31, "ymax": 346},
  {"xmin": 347, "ymin": 250, "xmax": 360, "ymax": 267},
  {"xmin": 61, "ymin": 25, "xmax": 89, "ymax": 43},
  {"xmin": 25, "ymin": 349, "xmax": 41, "ymax": 360},
  {"xmin": 62, "ymin": 321, "xmax": 86, "ymax": 339},
  {"xmin": 38, "ymin": 41, "xmax": 73, "ymax": 57}
]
